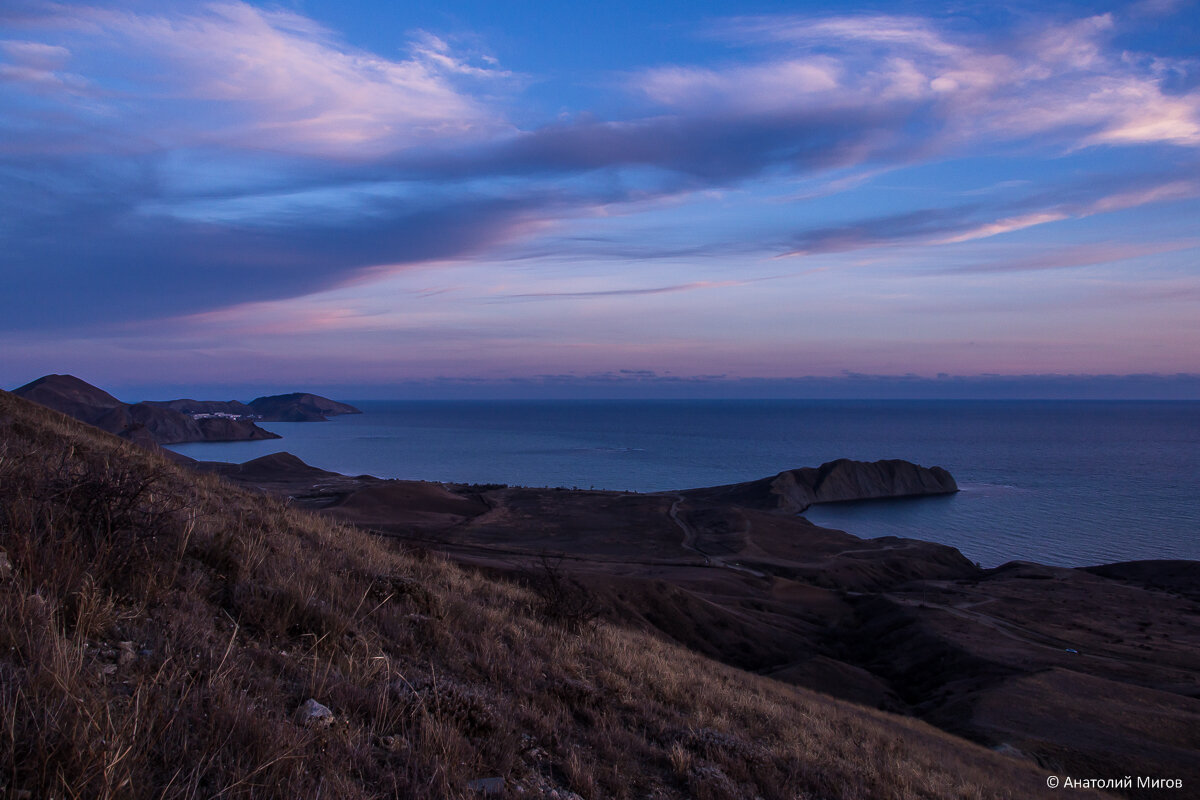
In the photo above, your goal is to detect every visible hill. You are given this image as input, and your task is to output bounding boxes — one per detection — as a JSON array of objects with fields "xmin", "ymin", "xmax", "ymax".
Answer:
[
  {"xmin": 0, "ymin": 388, "xmax": 1075, "ymax": 799},
  {"xmin": 10, "ymin": 373, "xmax": 124, "ymax": 422},
  {"xmin": 248, "ymin": 392, "xmax": 362, "ymax": 421},
  {"xmin": 12, "ymin": 375, "xmax": 279, "ymax": 446}
]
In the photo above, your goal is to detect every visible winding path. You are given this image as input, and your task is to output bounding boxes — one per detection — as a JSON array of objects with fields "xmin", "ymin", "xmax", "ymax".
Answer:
[{"xmin": 668, "ymin": 496, "xmax": 765, "ymax": 578}]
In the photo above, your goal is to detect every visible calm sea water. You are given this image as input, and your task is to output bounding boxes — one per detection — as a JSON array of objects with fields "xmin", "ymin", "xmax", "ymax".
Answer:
[{"xmin": 170, "ymin": 400, "xmax": 1200, "ymax": 568}]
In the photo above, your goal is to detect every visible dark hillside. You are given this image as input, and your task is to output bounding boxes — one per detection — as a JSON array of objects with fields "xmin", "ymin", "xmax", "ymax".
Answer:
[
  {"xmin": 12, "ymin": 374, "xmax": 279, "ymax": 445},
  {"xmin": 0, "ymin": 389, "xmax": 1073, "ymax": 799}
]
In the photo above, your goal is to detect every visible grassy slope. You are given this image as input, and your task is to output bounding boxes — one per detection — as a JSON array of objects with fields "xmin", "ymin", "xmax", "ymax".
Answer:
[{"xmin": 0, "ymin": 390, "xmax": 1088, "ymax": 800}]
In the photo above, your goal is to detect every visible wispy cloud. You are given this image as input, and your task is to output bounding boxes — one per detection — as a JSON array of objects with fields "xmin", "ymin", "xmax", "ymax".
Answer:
[
  {"xmin": 932, "ymin": 212, "xmax": 1071, "ymax": 245},
  {"xmin": 498, "ymin": 280, "xmax": 751, "ymax": 300},
  {"xmin": 780, "ymin": 176, "xmax": 1200, "ymax": 257},
  {"xmin": 941, "ymin": 240, "xmax": 1200, "ymax": 275},
  {"xmin": 668, "ymin": 11, "xmax": 1200, "ymax": 149},
  {"xmin": 2, "ymin": 2, "xmax": 511, "ymax": 157}
]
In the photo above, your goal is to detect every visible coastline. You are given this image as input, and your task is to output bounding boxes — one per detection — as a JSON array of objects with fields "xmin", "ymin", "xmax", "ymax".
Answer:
[
  {"xmin": 168, "ymin": 398, "xmax": 1200, "ymax": 568},
  {"xmin": 182, "ymin": 442, "xmax": 1200, "ymax": 790}
]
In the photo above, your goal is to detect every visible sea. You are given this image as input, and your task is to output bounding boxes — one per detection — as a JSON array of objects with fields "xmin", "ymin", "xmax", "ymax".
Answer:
[{"xmin": 169, "ymin": 400, "xmax": 1200, "ymax": 569}]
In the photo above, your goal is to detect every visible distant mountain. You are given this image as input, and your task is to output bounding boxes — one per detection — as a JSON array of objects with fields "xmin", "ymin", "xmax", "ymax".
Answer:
[
  {"xmin": 247, "ymin": 392, "xmax": 361, "ymax": 422},
  {"xmin": 12, "ymin": 375, "xmax": 280, "ymax": 445}
]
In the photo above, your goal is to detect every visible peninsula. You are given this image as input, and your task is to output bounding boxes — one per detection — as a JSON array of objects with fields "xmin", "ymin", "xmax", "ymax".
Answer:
[
  {"xmin": 10, "ymin": 374, "xmax": 359, "ymax": 446},
  {"xmin": 189, "ymin": 448, "xmax": 1198, "ymax": 794}
]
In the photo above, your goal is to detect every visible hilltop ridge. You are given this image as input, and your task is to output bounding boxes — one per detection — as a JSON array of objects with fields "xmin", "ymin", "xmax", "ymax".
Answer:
[
  {"xmin": 12, "ymin": 374, "xmax": 279, "ymax": 446},
  {"xmin": 10, "ymin": 374, "xmax": 361, "ymax": 445}
]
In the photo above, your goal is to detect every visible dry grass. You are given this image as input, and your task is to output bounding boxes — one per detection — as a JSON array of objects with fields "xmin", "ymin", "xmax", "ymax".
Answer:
[{"xmin": 0, "ymin": 390, "xmax": 1090, "ymax": 799}]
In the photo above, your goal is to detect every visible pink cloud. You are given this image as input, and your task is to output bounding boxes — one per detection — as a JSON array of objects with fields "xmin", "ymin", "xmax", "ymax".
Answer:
[
  {"xmin": 1087, "ymin": 179, "xmax": 1200, "ymax": 213},
  {"xmin": 946, "ymin": 240, "xmax": 1200, "ymax": 274},
  {"xmin": 0, "ymin": 38, "xmax": 89, "ymax": 94},
  {"xmin": 9, "ymin": 2, "xmax": 511, "ymax": 157},
  {"xmin": 0, "ymin": 39, "xmax": 70, "ymax": 70},
  {"xmin": 779, "ymin": 178, "xmax": 1200, "ymax": 257},
  {"xmin": 639, "ymin": 59, "xmax": 841, "ymax": 113},
  {"xmin": 933, "ymin": 212, "xmax": 1071, "ymax": 245},
  {"xmin": 642, "ymin": 11, "xmax": 1200, "ymax": 151}
]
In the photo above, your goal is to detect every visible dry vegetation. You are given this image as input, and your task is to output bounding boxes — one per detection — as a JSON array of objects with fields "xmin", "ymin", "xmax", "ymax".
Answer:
[{"xmin": 0, "ymin": 391, "xmax": 1085, "ymax": 799}]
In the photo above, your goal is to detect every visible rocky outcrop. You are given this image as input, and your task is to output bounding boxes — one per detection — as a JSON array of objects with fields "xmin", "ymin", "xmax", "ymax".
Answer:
[
  {"xmin": 780, "ymin": 458, "xmax": 958, "ymax": 511},
  {"xmin": 12, "ymin": 375, "xmax": 280, "ymax": 445},
  {"xmin": 682, "ymin": 458, "xmax": 958, "ymax": 513},
  {"xmin": 248, "ymin": 392, "xmax": 361, "ymax": 422}
]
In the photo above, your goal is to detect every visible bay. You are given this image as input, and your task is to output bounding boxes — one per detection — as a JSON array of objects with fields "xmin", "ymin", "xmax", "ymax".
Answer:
[{"xmin": 170, "ymin": 399, "xmax": 1200, "ymax": 568}]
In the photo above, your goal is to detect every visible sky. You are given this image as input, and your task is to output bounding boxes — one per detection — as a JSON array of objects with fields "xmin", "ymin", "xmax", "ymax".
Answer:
[{"xmin": 2, "ymin": 0, "xmax": 1199, "ymax": 398}]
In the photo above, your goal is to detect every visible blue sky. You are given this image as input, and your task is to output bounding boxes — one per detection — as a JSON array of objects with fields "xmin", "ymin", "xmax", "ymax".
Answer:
[{"xmin": 2, "ymin": 0, "xmax": 1199, "ymax": 397}]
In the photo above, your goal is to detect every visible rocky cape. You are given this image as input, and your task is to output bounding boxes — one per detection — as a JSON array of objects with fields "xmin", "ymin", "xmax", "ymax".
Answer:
[
  {"xmin": 11, "ymin": 375, "xmax": 360, "ymax": 446},
  {"xmin": 247, "ymin": 392, "xmax": 362, "ymax": 422},
  {"xmin": 680, "ymin": 458, "xmax": 958, "ymax": 513}
]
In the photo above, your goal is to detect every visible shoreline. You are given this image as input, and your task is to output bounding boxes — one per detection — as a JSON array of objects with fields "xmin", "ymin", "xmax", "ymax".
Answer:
[{"xmin": 180, "ymin": 443, "xmax": 1200, "ymax": 788}]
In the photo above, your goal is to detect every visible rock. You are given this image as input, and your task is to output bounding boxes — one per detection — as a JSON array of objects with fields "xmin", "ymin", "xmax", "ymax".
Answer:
[
  {"xmin": 294, "ymin": 698, "xmax": 334, "ymax": 728},
  {"xmin": 687, "ymin": 763, "xmax": 738, "ymax": 797},
  {"xmin": 117, "ymin": 641, "xmax": 136, "ymax": 666},
  {"xmin": 466, "ymin": 776, "xmax": 504, "ymax": 795},
  {"xmin": 993, "ymin": 743, "xmax": 1027, "ymax": 759},
  {"xmin": 378, "ymin": 734, "xmax": 406, "ymax": 751}
]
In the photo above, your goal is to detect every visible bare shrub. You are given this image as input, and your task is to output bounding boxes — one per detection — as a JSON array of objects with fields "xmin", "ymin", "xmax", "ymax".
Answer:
[
  {"xmin": 1, "ymin": 442, "xmax": 185, "ymax": 607},
  {"xmin": 527, "ymin": 553, "xmax": 599, "ymax": 634}
]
